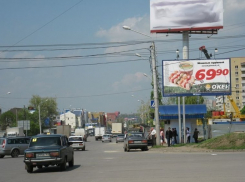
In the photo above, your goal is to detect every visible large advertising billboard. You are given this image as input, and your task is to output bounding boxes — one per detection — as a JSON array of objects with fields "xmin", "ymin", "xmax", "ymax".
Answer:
[
  {"xmin": 162, "ymin": 59, "xmax": 231, "ymax": 97},
  {"xmin": 150, "ymin": 0, "xmax": 223, "ymax": 33}
]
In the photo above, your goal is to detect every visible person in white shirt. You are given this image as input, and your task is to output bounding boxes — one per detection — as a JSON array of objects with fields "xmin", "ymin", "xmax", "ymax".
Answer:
[{"xmin": 186, "ymin": 127, "xmax": 190, "ymax": 143}]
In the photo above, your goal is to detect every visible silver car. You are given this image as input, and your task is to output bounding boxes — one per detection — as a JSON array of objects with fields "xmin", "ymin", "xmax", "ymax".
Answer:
[
  {"xmin": 68, "ymin": 136, "xmax": 85, "ymax": 151},
  {"xmin": 0, "ymin": 137, "xmax": 30, "ymax": 158},
  {"xmin": 102, "ymin": 134, "xmax": 112, "ymax": 142}
]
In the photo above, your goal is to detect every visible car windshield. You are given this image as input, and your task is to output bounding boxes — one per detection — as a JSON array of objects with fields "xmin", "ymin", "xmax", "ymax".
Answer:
[
  {"xmin": 128, "ymin": 133, "xmax": 144, "ymax": 138},
  {"xmin": 29, "ymin": 137, "xmax": 61, "ymax": 147},
  {"xmin": 69, "ymin": 137, "xmax": 83, "ymax": 141},
  {"xmin": 103, "ymin": 135, "xmax": 109, "ymax": 137},
  {"xmin": 117, "ymin": 135, "xmax": 124, "ymax": 138}
]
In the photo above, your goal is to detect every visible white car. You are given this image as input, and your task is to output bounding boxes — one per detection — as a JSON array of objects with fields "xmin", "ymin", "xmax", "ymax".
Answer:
[
  {"xmin": 68, "ymin": 136, "xmax": 85, "ymax": 151},
  {"xmin": 102, "ymin": 134, "xmax": 112, "ymax": 142}
]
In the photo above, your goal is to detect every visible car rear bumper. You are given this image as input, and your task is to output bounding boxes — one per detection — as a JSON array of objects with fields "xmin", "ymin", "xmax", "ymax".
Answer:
[
  {"xmin": 24, "ymin": 158, "xmax": 63, "ymax": 165},
  {"xmin": 128, "ymin": 143, "xmax": 148, "ymax": 149},
  {"xmin": 0, "ymin": 150, "xmax": 10, "ymax": 155}
]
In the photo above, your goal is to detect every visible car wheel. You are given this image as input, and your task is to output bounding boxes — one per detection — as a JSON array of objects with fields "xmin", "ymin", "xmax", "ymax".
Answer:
[
  {"xmin": 82, "ymin": 146, "xmax": 85, "ymax": 151},
  {"xmin": 26, "ymin": 164, "xmax": 33, "ymax": 173},
  {"xmin": 44, "ymin": 165, "xmax": 49, "ymax": 167},
  {"xmin": 69, "ymin": 156, "xmax": 74, "ymax": 167},
  {"xmin": 0, "ymin": 155, "xmax": 5, "ymax": 158},
  {"xmin": 11, "ymin": 149, "xmax": 19, "ymax": 158},
  {"xmin": 37, "ymin": 165, "xmax": 42, "ymax": 169},
  {"xmin": 60, "ymin": 157, "xmax": 67, "ymax": 171},
  {"xmin": 116, "ymin": 141, "xmax": 118, "ymax": 143}
]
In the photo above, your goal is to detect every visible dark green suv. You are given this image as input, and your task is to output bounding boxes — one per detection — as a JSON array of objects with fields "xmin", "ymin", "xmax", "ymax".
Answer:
[{"xmin": 24, "ymin": 134, "xmax": 74, "ymax": 173}]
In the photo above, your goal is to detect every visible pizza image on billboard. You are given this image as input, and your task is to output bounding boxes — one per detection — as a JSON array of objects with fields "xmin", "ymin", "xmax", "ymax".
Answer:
[
  {"xmin": 162, "ymin": 59, "xmax": 231, "ymax": 97},
  {"xmin": 168, "ymin": 61, "xmax": 195, "ymax": 90}
]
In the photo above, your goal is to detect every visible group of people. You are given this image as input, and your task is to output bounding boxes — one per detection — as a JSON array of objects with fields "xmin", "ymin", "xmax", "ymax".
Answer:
[{"xmin": 164, "ymin": 127, "xmax": 199, "ymax": 147}]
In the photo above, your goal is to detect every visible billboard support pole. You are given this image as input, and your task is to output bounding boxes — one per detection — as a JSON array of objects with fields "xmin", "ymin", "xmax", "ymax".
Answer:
[
  {"xmin": 182, "ymin": 31, "xmax": 189, "ymax": 143},
  {"xmin": 178, "ymin": 97, "xmax": 181, "ymax": 143}
]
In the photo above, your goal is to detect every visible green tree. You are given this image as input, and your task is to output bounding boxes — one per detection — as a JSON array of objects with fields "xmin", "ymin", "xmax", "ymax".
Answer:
[
  {"xmin": 0, "ymin": 111, "xmax": 16, "ymax": 130},
  {"xmin": 29, "ymin": 95, "xmax": 58, "ymax": 130}
]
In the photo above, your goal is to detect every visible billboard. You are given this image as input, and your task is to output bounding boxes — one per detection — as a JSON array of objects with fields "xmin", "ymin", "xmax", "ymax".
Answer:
[
  {"xmin": 150, "ymin": 0, "xmax": 223, "ymax": 33},
  {"xmin": 162, "ymin": 59, "xmax": 231, "ymax": 97}
]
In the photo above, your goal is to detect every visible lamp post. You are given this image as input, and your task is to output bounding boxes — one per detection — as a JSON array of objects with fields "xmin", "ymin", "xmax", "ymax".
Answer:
[
  {"xmin": 123, "ymin": 25, "xmax": 160, "ymax": 145},
  {"xmin": 214, "ymin": 48, "xmax": 218, "ymax": 59},
  {"xmin": 176, "ymin": 49, "xmax": 179, "ymax": 59}
]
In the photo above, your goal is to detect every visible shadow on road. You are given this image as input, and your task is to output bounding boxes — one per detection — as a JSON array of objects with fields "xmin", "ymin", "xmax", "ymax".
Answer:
[{"xmin": 32, "ymin": 164, "xmax": 81, "ymax": 173}]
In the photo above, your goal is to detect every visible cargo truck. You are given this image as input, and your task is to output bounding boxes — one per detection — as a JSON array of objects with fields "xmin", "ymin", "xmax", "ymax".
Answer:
[
  {"xmin": 6, "ymin": 127, "xmax": 25, "ymax": 137},
  {"xmin": 95, "ymin": 127, "xmax": 106, "ymax": 141},
  {"xmin": 111, "ymin": 123, "xmax": 122, "ymax": 137},
  {"xmin": 74, "ymin": 128, "xmax": 87, "ymax": 141},
  {"xmin": 56, "ymin": 125, "xmax": 71, "ymax": 137}
]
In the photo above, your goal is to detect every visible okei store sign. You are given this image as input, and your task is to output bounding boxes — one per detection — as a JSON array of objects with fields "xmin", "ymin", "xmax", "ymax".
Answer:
[{"xmin": 162, "ymin": 59, "xmax": 231, "ymax": 97}]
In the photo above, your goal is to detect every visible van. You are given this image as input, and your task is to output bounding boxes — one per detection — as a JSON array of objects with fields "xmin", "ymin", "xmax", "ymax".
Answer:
[{"xmin": 0, "ymin": 137, "xmax": 30, "ymax": 158}]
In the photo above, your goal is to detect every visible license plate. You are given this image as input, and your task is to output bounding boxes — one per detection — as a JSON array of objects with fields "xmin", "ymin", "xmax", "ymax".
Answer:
[
  {"xmin": 36, "ymin": 153, "xmax": 50, "ymax": 157},
  {"xmin": 73, "ymin": 144, "xmax": 79, "ymax": 147},
  {"xmin": 134, "ymin": 141, "xmax": 142, "ymax": 143}
]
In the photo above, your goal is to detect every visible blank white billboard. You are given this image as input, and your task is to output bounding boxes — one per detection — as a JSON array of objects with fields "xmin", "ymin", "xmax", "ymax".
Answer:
[{"xmin": 150, "ymin": 0, "xmax": 223, "ymax": 33}]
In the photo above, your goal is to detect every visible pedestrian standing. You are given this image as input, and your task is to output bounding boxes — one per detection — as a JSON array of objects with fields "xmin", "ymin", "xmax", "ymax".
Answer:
[
  {"xmin": 186, "ymin": 127, "xmax": 190, "ymax": 143},
  {"xmin": 173, "ymin": 128, "xmax": 178, "ymax": 144},
  {"xmin": 171, "ymin": 128, "xmax": 175, "ymax": 145},
  {"xmin": 193, "ymin": 128, "xmax": 199, "ymax": 143},
  {"xmin": 160, "ymin": 130, "xmax": 164, "ymax": 146},
  {"xmin": 165, "ymin": 127, "xmax": 172, "ymax": 147}
]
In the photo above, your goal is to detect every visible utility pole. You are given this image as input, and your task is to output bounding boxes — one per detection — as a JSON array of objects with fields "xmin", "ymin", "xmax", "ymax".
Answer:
[
  {"xmin": 38, "ymin": 105, "xmax": 41, "ymax": 134},
  {"xmin": 150, "ymin": 42, "xmax": 160, "ymax": 146}
]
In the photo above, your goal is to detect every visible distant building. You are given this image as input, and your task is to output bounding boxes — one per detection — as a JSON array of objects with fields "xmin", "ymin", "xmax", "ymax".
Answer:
[{"xmin": 215, "ymin": 57, "xmax": 245, "ymax": 112}]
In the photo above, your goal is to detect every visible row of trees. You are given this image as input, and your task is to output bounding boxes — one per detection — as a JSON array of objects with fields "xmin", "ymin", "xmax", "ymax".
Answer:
[{"xmin": 0, "ymin": 95, "xmax": 58, "ymax": 136}]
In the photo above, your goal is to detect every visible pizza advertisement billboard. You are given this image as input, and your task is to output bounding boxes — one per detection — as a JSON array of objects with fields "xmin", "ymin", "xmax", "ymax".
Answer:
[
  {"xmin": 162, "ymin": 59, "xmax": 231, "ymax": 97},
  {"xmin": 150, "ymin": 0, "xmax": 223, "ymax": 33}
]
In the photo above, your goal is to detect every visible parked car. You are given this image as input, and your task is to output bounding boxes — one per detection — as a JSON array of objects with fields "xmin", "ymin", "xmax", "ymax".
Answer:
[
  {"xmin": 24, "ymin": 134, "xmax": 74, "ymax": 173},
  {"xmin": 116, "ymin": 134, "xmax": 125, "ymax": 143},
  {"xmin": 0, "ymin": 137, "xmax": 30, "ymax": 158},
  {"xmin": 123, "ymin": 132, "xmax": 148, "ymax": 152},
  {"xmin": 68, "ymin": 136, "xmax": 85, "ymax": 151},
  {"xmin": 102, "ymin": 134, "xmax": 112, "ymax": 142}
]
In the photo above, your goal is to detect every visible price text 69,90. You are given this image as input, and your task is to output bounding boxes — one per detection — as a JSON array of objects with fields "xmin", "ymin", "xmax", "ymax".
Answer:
[{"xmin": 195, "ymin": 69, "xmax": 229, "ymax": 80}]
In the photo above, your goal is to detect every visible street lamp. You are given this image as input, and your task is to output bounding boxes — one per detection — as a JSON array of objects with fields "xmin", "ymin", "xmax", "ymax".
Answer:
[
  {"xmin": 123, "ymin": 25, "xmax": 160, "ymax": 145},
  {"xmin": 176, "ymin": 49, "xmax": 179, "ymax": 59},
  {"xmin": 214, "ymin": 48, "xmax": 218, "ymax": 59}
]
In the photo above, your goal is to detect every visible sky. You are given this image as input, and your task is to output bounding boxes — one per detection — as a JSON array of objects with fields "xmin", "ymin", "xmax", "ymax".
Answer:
[{"xmin": 0, "ymin": 0, "xmax": 245, "ymax": 114}]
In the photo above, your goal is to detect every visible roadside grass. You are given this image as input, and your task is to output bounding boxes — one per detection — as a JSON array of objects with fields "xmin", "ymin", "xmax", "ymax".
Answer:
[
  {"xmin": 151, "ymin": 132, "xmax": 245, "ymax": 150},
  {"xmin": 196, "ymin": 132, "xmax": 245, "ymax": 150}
]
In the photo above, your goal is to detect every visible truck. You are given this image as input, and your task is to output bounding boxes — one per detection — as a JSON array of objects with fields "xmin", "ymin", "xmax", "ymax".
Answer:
[
  {"xmin": 74, "ymin": 128, "xmax": 87, "ymax": 141},
  {"xmin": 6, "ymin": 127, "xmax": 25, "ymax": 137},
  {"xmin": 56, "ymin": 125, "xmax": 71, "ymax": 138},
  {"xmin": 95, "ymin": 127, "xmax": 106, "ymax": 141},
  {"xmin": 111, "ymin": 123, "xmax": 122, "ymax": 137}
]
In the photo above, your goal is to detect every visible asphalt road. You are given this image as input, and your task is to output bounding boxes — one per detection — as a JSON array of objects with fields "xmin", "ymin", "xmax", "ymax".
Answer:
[{"xmin": 1, "ymin": 136, "xmax": 245, "ymax": 182}]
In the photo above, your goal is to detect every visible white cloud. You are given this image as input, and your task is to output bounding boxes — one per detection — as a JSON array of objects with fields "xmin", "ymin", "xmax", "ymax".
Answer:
[
  {"xmin": 224, "ymin": 0, "xmax": 245, "ymax": 11},
  {"xmin": 112, "ymin": 72, "xmax": 148, "ymax": 91}
]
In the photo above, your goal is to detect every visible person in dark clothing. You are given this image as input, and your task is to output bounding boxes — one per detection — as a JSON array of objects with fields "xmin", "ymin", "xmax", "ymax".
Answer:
[
  {"xmin": 165, "ymin": 127, "xmax": 172, "ymax": 147},
  {"xmin": 193, "ymin": 128, "xmax": 199, "ymax": 143},
  {"xmin": 172, "ymin": 128, "xmax": 178, "ymax": 144}
]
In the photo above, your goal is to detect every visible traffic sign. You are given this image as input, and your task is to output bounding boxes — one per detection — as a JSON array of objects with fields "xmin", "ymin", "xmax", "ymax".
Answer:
[
  {"xmin": 151, "ymin": 100, "xmax": 155, "ymax": 108},
  {"xmin": 18, "ymin": 120, "xmax": 30, "ymax": 130}
]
